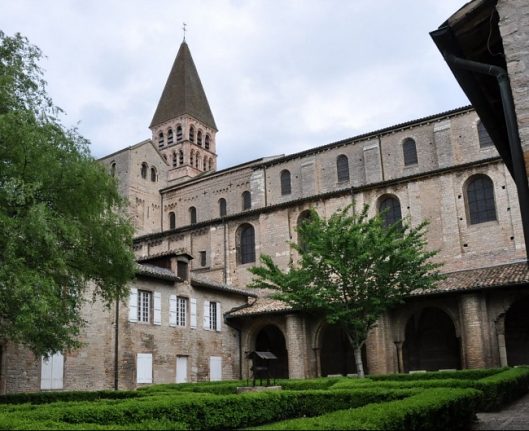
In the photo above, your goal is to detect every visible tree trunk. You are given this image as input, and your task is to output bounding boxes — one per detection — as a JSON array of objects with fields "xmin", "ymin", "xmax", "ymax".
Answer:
[{"xmin": 353, "ymin": 345, "xmax": 365, "ymax": 378}]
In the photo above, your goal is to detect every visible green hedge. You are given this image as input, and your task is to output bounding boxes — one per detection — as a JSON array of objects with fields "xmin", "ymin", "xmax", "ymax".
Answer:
[
  {"xmin": 253, "ymin": 388, "xmax": 481, "ymax": 430},
  {"xmin": 0, "ymin": 390, "xmax": 142, "ymax": 405},
  {"xmin": 0, "ymin": 388, "xmax": 414, "ymax": 430},
  {"xmin": 369, "ymin": 368, "xmax": 503, "ymax": 382}
]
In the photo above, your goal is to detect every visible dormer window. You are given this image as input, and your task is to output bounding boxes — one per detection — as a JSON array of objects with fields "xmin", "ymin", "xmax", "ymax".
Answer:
[
  {"xmin": 205, "ymin": 134, "xmax": 210, "ymax": 150},
  {"xmin": 190, "ymin": 126, "xmax": 195, "ymax": 143},
  {"xmin": 167, "ymin": 129, "xmax": 174, "ymax": 145},
  {"xmin": 176, "ymin": 125, "xmax": 183, "ymax": 142},
  {"xmin": 158, "ymin": 132, "xmax": 164, "ymax": 148},
  {"xmin": 197, "ymin": 130, "xmax": 203, "ymax": 146},
  {"xmin": 177, "ymin": 260, "xmax": 189, "ymax": 280}
]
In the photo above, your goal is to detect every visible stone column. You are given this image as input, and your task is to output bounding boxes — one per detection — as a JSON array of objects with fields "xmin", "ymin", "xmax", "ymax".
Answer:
[
  {"xmin": 285, "ymin": 314, "xmax": 306, "ymax": 379},
  {"xmin": 394, "ymin": 341, "xmax": 404, "ymax": 374},
  {"xmin": 459, "ymin": 294, "xmax": 488, "ymax": 369},
  {"xmin": 495, "ymin": 315, "xmax": 508, "ymax": 367}
]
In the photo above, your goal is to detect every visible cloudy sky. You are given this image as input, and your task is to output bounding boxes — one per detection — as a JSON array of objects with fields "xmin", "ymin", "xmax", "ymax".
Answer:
[{"xmin": 2, "ymin": 0, "xmax": 469, "ymax": 169}]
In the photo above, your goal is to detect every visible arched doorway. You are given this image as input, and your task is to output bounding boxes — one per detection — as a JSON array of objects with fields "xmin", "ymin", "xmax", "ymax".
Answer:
[
  {"xmin": 505, "ymin": 296, "xmax": 529, "ymax": 366},
  {"xmin": 254, "ymin": 325, "xmax": 289, "ymax": 378},
  {"xmin": 319, "ymin": 325, "xmax": 367, "ymax": 376},
  {"xmin": 403, "ymin": 308, "xmax": 461, "ymax": 372}
]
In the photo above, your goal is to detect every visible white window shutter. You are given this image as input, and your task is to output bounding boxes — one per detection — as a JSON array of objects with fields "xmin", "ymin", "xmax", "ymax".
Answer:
[
  {"xmin": 153, "ymin": 292, "xmax": 161, "ymax": 325},
  {"xmin": 169, "ymin": 295, "xmax": 177, "ymax": 327},
  {"xmin": 51, "ymin": 353, "xmax": 64, "ymax": 389},
  {"xmin": 129, "ymin": 288, "xmax": 138, "ymax": 322},
  {"xmin": 216, "ymin": 302, "xmax": 222, "ymax": 332},
  {"xmin": 203, "ymin": 300, "xmax": 210, "ymax": 330},
  {"xmin": 209, "ymin": 356, "xmax": 222, "ymax": 381},
  {"xmin": 190, "ymin": 298, "xmax": 197, "ymax": 329},
  {"xmin": 137, "ymin": 353, "xmax": 153, "ymax": 384},
  {"xmin": 40, "ymin": 356, "xmax": 52, "ymax": 390}
]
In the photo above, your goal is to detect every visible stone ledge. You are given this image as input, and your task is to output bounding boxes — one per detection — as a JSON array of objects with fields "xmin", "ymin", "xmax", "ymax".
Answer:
[{"xmin": 236, "ymin": 386, "xmax": 282, "ymax": 394}]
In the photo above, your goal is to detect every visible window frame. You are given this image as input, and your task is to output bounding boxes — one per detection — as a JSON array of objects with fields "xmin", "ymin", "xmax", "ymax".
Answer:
[
  {"xmin": 189, "ymin": 206, "xmax": 197, "ymax": 224},
  {"xmin": 137, "ymin": 290, "xmax": 152, "ymax": 323},
  {"xmin": 378, "ymin": 195, "xmax": 402, "ymax": 228},
  {"xmin": 176, "ymin": 296, "xmax": 187, "ymax": 327},
  {"xmin": 336, "ymin": 155, "xmax": 350, "ymax": 182},
  {"xmin": 242, "ymin": 191, "xmax": 251, "ymax": 211},
  {"xmin": 402, "ymin": 138, "xmax": 418, "ymax": 166},
  {"xmin": 465, "ymin": 174, "xmax": 497, "ymax": 225},
  {"xmin": 280, "ymin": 170, "xmax": 291, "ymax": 195},
  {"xmin": 219, "ymin": 198, "xmax": 227, "ymax": 217},
  {"xmin": 238, "ymin": 223, "xmax": 256, "ymax": 265}
]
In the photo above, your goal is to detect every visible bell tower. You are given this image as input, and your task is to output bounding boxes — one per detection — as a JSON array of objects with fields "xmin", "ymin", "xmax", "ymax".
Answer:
[{"xmin": 150, "ymin": 41, "xmax": 218, "ymax": 182}]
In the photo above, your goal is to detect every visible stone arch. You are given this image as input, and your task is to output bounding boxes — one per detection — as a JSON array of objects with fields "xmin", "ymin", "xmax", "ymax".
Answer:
[
  {"xmin": 505, "ymin": 295, "xmax": 529, "ymax": 366},
  {"xmin": 402, "ymin": 307, "xmax": 461, "ymax": 372},
  {"xmin": 248, "ymin": 323, "xmax": 289, "ymax": 379}
]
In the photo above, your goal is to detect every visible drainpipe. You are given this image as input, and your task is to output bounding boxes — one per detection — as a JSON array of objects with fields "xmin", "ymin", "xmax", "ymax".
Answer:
[
  {"xmin": 114, "ymin": 298, "xmax": 119, "ymax": 390},
  {"xmin": 444, "ymin": 54, "xmax": 529, "ymax": 263}
]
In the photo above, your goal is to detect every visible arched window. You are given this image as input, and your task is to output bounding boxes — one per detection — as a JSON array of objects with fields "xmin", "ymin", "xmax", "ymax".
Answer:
[
  {"xmin": 205, "ymin": 134, "xmax": 210, "ymax": 150},
  {"xmin": 189, "ymin": 207, "xmax": 197, "ymax": 225},
  {"xmin": 242, "ymin": 191, "xmax": 251, "ymax": 210},
  {"xmin": 403, "ymin": 138, "xmax": 418, "ymax": 166},
  {"xmin": 167, "ymin": 129, "xmax": 174, "ymax": 145},
  {"xmin": 158, "ymin": 132, "xmax": 164, "ymax": 148},
  {"xmin": 110, "ymin": 162, "xmax": 116, "ymax": 177},
  {"xmin": 336, "ymin": 155, "xmax": 350, "ymax": 182},
  {"xmin": 197, "ymin": 130, "xmax": 203, "ymax": 146},
  {"xmin": 237, "ymin": 224, "xmax": 256, "ymax": 264},
  {"xmin": 465, "ymin": 175, "xmax": 496, "ymax": 224},
  {"xmin": 297, "ymin": 210, "xmax": 314, "ymax": 251},
  {"xmin": 141, "ymin": 162, "xmax": 148, "ymax": 179},
  {"xmin": 176, "ymin": 125, "xmax": 183, "ymax": 142},
  {"xmin": 203, "ymin": 155, "xmax": 208, "ymax": 171},
  {"xmin": 219, "ymin": 198, "xmax": 227, "ymax": 217},
  {"xmin": 477, "ymin": 121, "xmax": 493, "ymax": 148},
  {"xmin": 150, "ymin": 166, "xmax": 157, "ymax": 182},
  {"xmin": 280, "ymin": 170, "xmax": 291, "ymax": 195},
  {"xmin": 378, "ymin": 195, "xmax": 402, "ymax": 227},
  {"xmin": 179, "ymin": 150, "xmax": 184, "ymax": 165},
  {"xmin": 209, "ymin": 158, "xmax": 213, "ymax": 171},
  {"xmin": 195, "ymin": 153, "xmax": 199, "ymax": 168},
  {"xmin": 169, "ymin": 212, "xmax": 176, "ymax": 230},
  {"xmin": 172, "ymin": 152, "xmax": 177, "ymax": 168},
  {"xmin": 190, "ymin": 150, "xmax": 194, "ymax": 167},
  {"xmin": 189, "ymin": 126, "xmax": 195, "ymax": 143}
]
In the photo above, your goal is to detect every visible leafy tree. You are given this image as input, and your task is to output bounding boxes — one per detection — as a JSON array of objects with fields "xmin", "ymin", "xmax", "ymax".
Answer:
[
  {"xmin": 249, "ymin": 205, "xmax": 442, "ymax": 377},
  {"xmin": 0, "ymin": 32, "xmax": 136, "ymax": 356}
]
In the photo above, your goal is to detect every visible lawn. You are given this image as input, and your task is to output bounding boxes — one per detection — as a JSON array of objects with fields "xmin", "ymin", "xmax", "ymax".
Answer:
[{"xmin": 0, "ymin": 367, "xmax": 527, "ymax": 430}]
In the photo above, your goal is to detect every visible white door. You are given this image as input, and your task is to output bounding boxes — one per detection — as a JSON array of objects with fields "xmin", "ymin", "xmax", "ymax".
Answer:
[
  {"xmin": 209, "ymin": 356, "xmax": 222, "ymax": 381},
  {"xmin": 41, "ymin": 352, "xmax": 64, "ymax": 390},
  {"xmin": 176, "ymin": 356, "xmax": 188, "ymax": 383},
  {"xmin": 137, "ymin": 353, "xmax": 153, "ymax": 384}
]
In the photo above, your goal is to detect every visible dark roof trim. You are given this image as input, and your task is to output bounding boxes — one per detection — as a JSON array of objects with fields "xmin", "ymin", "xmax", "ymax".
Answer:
[
  {"xmin": 134, "ymin": 156, "xmax": 501, "ymax": 243},
  {"xmin": 136, "ymin": 264, "xmax": 180, "ymax": 281},
  {"xmin": 191, "ymin": 276, "xmax": 258, "ymax": 298}
]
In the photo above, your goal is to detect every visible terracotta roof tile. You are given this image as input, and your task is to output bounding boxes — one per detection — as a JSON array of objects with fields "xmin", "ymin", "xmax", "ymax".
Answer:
[{"xmin": 136, "ymin": 264, "xmax": 179, "ymax": 281}]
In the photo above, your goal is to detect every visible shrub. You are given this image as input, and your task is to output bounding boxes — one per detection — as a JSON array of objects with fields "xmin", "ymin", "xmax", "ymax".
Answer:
[
  {"xmin": 369, "ymin": 368, "xmax": 503, "ymax": 382},
  {"xmin": 0, "ymin": 390, "xmax": 142, "ymax": 405}
]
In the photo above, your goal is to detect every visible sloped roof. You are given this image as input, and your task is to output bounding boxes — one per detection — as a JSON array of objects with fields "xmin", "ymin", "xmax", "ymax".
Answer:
[
  {"xmin": 136, "ymin": 263, "xmax": 180, "ymax": 281},
  {"xmin": 150, "ymin": 42, "xmax": 217, "ymax": 130},
  {"xmin": 191, "ymin": 274, "xmax": 257, "ymax": 298}
]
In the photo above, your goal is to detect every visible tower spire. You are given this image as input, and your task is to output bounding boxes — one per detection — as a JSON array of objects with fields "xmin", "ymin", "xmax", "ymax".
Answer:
[{"xmin": 182, "ymin": 22, "xmax": 187, "ymax": 42}]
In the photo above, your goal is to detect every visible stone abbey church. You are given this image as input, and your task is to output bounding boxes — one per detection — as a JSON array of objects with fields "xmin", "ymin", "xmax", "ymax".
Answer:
[{"xmin": 2, "ymin": 0, "xmax": 529, "ymax": 394}]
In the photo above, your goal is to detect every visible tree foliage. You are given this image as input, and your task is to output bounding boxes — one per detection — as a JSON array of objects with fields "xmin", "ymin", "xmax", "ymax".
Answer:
[
  {"xmin": 249, "ymin": 205, "xmax": 443, "ymax": 376},
  {"xmin": 0, "ymin": 32, "xmax": 136, "ymax": 355}
]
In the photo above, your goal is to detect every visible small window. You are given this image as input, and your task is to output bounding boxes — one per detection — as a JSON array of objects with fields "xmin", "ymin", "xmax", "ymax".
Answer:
[
  {"xmin": 466, "ymin": 175, "xmax": 497, "ymax": 224},
  {"xmin": 203, "ymin": 155, "xmax": 207, "ymax": 171},
  {"xmin": 158, "ymin": 132, "xmax": 164, "ymax": 148},
  {"xmin": 242, "ymin": 191, "xmax": 251, "ymax": 210},
  {"xmin": 195, "ymin": 153, "xmax": 199, "ymax": 168},
  {"xmin": 167, "ymin": 129, "xmax": 174, "ymax": 145},
  {"xmin": 169, "ymin": 212, "xmax": 176, "ymax": 229},
  {"xmin": 189, "ymin": 206, "xmax": 197, "ymax": 224},
  {"xmin": 138, "ymin": 290, "xmax": 152, "ymax": 323},
  {"xmin": 209, "ymin": 158, "xmax": 213, "ymax": 171},
  {"xmin": 172, "ymin": 152, "xmax": 177, "ymax": 168},
  {"xmin": 219, "ymin": 198, "xmax": 227, "ymax": 217},
  {"xmin": 378, "ymin": 195, "xmax": 402, "ymax": 228},
  {"xmin": 205, "ymin": 134, "xmax": 210, "ymax": 150},
  {"xmin": 150, "ymin": 166, "xmax": 157, "ymax": 182},
  {"xmin": 199, "ymin": 251, "xmax": 207, "ymax": 267},
  {"xmin": 197, "ymin": 130, "xmax": 203, "ymax": 146},
  {"xmin": 110, "ymin": 162, "xmax": 116, "ymax": 177},
  {"xmin": 179, "ymin": 150, "xmax": 184, "ymax": 165},
  {"xmin": 237, "ymin": 223, "xmax": 256, "ymax": 264},
  {"xmin": 336, "ymin": 155, "xmax": 350, "ymax": 182},
  {"xmin": 176, "ymin": 125, "xmax": 183, "ymax": 142},
  {"xmin": 177, "ymin": 261, "xmax": 189, "ymax": 280},
  {"xmin": 403, "ymin": 138, "xmax": 418, "ymax": 166},
  {"xmin": 141, "ymin": 162, "xmax": 148, "ymax": 179},
  {"xmin": 280, "ymin": 170, "xmax": 291, "ymax": 195},
  {"xmin": 190, "ymin": 126, "xmax": 195, "ymax": 143},
  {"xmin": 209, "ymin": 302, "xmax": 218, "ymax": 330},
  {"xmin": 176, "ymin": 297, "xmax": 187, "ymax": 327},
  {"xmin": 478, "ymin": 121, "xmax": 494, "ymax": 148}
]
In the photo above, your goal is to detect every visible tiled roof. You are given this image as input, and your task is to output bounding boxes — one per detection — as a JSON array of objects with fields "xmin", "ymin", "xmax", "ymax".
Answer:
[
  {"xmin": 136, "ymin": 250, "xmax": 192, "ymax": 262},
  {"xmin": 191, "ymin": 275, "xmax": 257, "ymax": 298},
  {"xmin": 136, "ymin": 264, "xmax": 180, "ymax": 281},
  {"xmin": 227, "ymin": 261, "xmax": 529, "ymax": 318},
  {"xmin": 150, "ymin": 42, "xmax": 217, "ymax": 130}
]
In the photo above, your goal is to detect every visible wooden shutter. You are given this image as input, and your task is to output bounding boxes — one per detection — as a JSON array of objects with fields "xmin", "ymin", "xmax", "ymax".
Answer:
[
  {"xmin": 203, "ymin": 300, "xmax": 210, "ymax": 330},
  {"xmin": 137, "ymin": 353, "xmax": 152, "ymax": 384},
  {"xmin": 190, "ymin": 298, "xmax": 197, "ymax": 329},
  {"xmin": 209, "ymin": 356, "xmax": 222, "ymax": 381},
  {"xmin": 169, "ymin": 295, "xmax": 177, "ymax": 327},
  {"xmin": 129, "ymin": 288, "xmax": 138, "ymax": 322},
  {"xmin": 51, "ymin": 353, "xmax": 64, "ymax": 389},
  {"xmin": 40, "ymin": 356, "xmax": 52, "ymax": 390},
  {"xmin": 176, "ymin": 356, "xmax": 188, "ymax": 383},
  {"xmin": 216, "ymin": 302, "xmax": 222, "ymax": 332},
  {"xmin": 153, "ymin": 292, "xmax": 161, "ymax": 325}
]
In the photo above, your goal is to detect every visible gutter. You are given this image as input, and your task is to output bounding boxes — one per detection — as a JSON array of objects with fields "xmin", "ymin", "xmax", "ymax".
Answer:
[{"xmin": 443, "ymin": 54, "xmax": 529, "ymax": 263}]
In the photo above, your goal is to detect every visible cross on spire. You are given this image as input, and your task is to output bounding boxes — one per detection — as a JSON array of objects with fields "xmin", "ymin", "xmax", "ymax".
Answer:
[{"xmin": 182, "ymin": 22, "xmax": 187, "ymax": 42}]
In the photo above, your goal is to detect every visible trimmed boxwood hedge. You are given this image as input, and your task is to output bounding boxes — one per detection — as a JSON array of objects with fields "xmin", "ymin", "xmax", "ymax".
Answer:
[
  {"xmin": 0, "ymin": 390, "xmax": 142, "ymax": 405},
  {"xmin": 369, "ymin": 368, "xmax": 503, "ymax": 382},
  {"xmin": 252, "ymin": 388, "xmax": 482, "ymax": 430}
]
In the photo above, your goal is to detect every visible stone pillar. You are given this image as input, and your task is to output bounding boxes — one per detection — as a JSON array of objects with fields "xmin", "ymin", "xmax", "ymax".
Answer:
[
  {"xmin": 394, "ymin": 341, "xmax": 404, "ymax": 374},
  {"xmin": 495, "ymin": 315, "xmax": 508, "ymax": 367},
  {"xmin": 313, "ymin": 348, "xmax": 321, "ymax": 377},
  {"xmin": 459, "ymin": 294, "xmax": 488, "ymax": 369},
  {"xmin": 285, "ymin": 314, "xmax": 306, "ymax": 379}
]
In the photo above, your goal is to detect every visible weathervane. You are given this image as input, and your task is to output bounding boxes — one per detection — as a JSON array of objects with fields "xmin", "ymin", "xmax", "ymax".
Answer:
[{"xmin": 182, "ymin": 22, "xmax": 187, "ymax": 42}]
